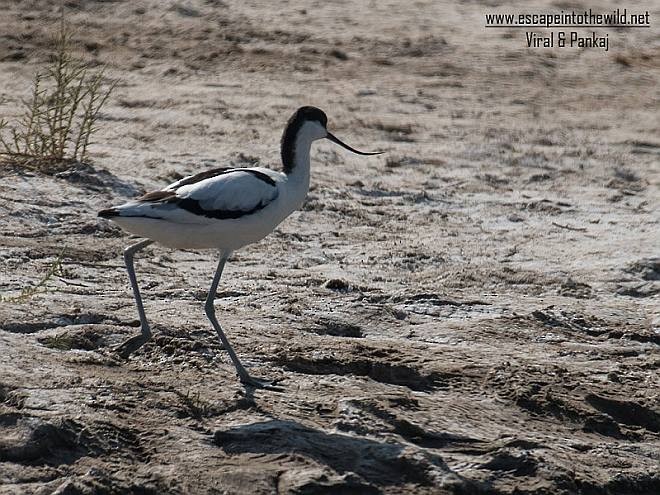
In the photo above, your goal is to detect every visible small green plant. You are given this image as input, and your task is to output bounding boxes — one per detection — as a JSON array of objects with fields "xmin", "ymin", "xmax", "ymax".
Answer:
[
  {"xmin": 176, "ymin": 390, "xmax": 211, "ymax": 420},
  {"xmin": 0, "ymin": 24, "xmax": 115, "ymax": 169},
  {"xmin": 0, "ymin": 249, "xmax": 65, "ymax": 303},
  {"xmin": 40, "ymin": 333, "xmax": 75, "ymax": 351}
]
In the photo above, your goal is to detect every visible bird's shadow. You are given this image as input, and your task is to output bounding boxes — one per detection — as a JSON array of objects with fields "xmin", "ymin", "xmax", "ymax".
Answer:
[
  {"xmin": 212, "ymin": 419, "xmax": 473, "ymax": 490},
  {"xmin": 54, "ymin": 161, "xmax": 142, "ymax": 197}
]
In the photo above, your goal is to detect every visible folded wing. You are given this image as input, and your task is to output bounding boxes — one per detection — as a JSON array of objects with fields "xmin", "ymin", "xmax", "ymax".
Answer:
[{"xmin": 101, "ymin": 168, "xmax": 279, "ymax": 223}]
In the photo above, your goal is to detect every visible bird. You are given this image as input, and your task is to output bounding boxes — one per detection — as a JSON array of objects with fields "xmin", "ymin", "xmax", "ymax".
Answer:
[{"xmin": 98, "ymin": 106, "xmax": 381, "ymax": 387}]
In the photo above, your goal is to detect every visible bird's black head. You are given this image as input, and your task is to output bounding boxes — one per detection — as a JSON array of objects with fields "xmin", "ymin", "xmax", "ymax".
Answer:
[
  {"xmin": 281, "ymin": 106, "xmax": 382, "ymax": 174},
  {"xmin": 292, "ymin": 106, "xmax": 328, "ymax": 129}
]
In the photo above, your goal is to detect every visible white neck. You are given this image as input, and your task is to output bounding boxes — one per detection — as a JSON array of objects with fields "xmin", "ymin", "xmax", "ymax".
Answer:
[
  {"xmin": 280, "ymin": 119, "xmax": 326, "ymax": 210},
  {"xmin": 285, "ymin": 132, "xmax": 313, "ymax": 208}
]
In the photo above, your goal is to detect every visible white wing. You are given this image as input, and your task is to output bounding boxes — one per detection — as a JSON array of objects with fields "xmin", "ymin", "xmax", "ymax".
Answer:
[
  {"xmin": 106, "ymin": 168, "xmax": 280, "ymax": 223},
  {"xmin": 176, "ymin": 169, "xmax": 278, "ymax": 215}
]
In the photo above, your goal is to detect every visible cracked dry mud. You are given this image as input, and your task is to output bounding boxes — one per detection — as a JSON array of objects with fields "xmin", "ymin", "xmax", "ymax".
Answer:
[{"xmin": 0, "ymin": 1, "xmax": 659, "ymax": 494}]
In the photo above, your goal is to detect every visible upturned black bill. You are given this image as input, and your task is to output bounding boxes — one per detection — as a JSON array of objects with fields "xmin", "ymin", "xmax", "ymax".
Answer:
[{"xmin": 326, "ymin": 132, "xmax": 382, "ymax": 155}]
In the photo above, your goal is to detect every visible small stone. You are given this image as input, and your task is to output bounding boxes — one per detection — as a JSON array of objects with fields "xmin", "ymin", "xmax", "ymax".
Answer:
[
  {"xmin": 329, "ymin": 48, "xmax": 348, "ymax": 60},
  {"xmin": 324, "ymin": 279, "xmax": 350, "ymax": 290}
]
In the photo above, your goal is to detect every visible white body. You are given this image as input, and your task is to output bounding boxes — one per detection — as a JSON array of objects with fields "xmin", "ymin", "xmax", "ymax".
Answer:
[{"xmin": 107, "ymin": 121, "xmax": 325, "ymax": 251}]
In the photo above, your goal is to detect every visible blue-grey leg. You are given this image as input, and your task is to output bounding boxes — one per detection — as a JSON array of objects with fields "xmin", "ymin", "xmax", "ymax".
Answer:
[
  {"xmin": 206, "ymin": 251, "xmax": 265, "ymax": 387},
  {"xmin": 116, "ymin": 239, "xmax": 154, "ymax": 358}
]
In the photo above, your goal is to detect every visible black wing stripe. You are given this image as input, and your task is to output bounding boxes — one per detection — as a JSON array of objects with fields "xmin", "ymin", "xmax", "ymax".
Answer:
[
  {"xmin": 171, "ymin": 167, "xmax": 276, "ymax": 190},
  {"xmin": 247, "ymin": 169, "xmax": 277, "ymax": 187},
  {"xmin": 175, "ymin": 197, "xmax": 271, "ymax": 219},
  {"xmin": 171, "ymin": 167, "xmax": 233, "ymax": 188}
]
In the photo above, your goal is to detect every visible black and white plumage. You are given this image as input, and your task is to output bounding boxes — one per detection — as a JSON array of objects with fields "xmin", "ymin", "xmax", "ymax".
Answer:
[
  {"xmin": 100, "ymin": 166, "xmax": 282, "ymax": 249},
  {"xmin": 98, "ymin": 106, "xmax": 381, "ymax": 387}
]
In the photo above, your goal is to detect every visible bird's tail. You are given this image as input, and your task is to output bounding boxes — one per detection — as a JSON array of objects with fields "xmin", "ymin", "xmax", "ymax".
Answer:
[{"xmin": 98, "ymin": 208, "xmax": 119, "ymax": 218}]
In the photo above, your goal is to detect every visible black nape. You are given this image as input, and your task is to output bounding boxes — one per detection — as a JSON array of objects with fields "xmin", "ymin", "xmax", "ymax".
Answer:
[{"xmin": 280, "ymin": 106, "xmax": 328, "ymax": 174}]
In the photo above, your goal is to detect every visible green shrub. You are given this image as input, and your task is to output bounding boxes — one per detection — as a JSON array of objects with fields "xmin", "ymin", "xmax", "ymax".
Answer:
[
  {"xmin": 0, "ymin": 250, "xmax": 65, "ymax": 303},
  {"xmin": 0, "ymin": 25, "xmax": 115, "ymax": 170}
]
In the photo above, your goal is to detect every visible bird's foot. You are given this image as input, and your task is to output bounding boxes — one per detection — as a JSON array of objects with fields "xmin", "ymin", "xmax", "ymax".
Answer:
[
  {"xmin": 239, "ymin": 375, "xmax": 283, "ymax": 391},
  {"xmin": 114, "ymin": 334, "xmax": 151, "ymax": 359}
]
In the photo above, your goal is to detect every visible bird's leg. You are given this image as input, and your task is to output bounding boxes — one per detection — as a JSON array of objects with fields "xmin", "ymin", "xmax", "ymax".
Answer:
[
  {"xmin": 116, "ymin": 239, "xmax": 154, "ymax": 358},
  {"xmin": 205, "ymin": 251, "xmax": 267, "ymax": 387}
]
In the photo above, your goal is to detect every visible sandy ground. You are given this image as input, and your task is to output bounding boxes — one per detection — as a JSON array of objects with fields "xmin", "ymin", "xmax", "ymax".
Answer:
[{"xmin": 0, "ymin": 0, "xmax": 659, "ymax": 493}]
